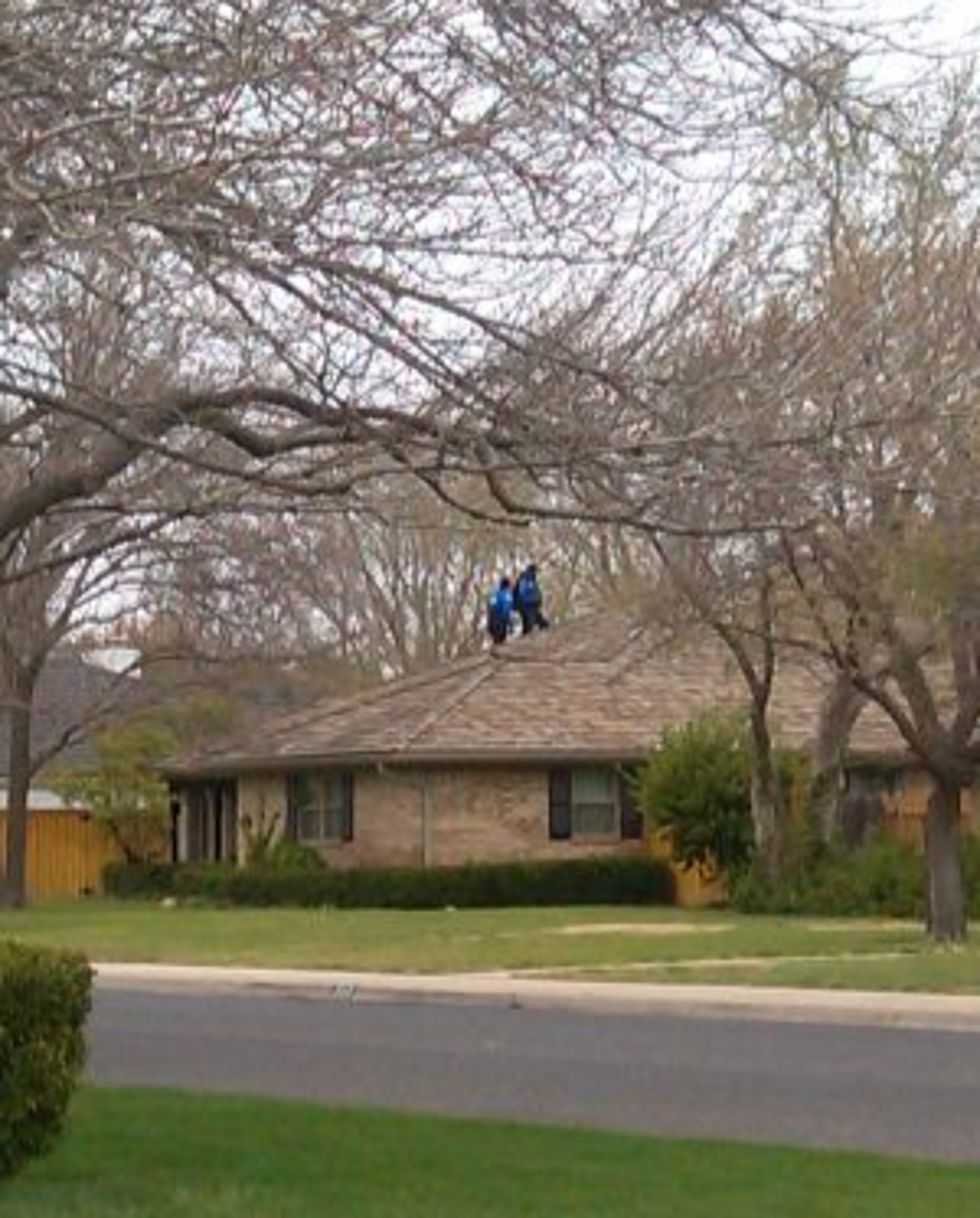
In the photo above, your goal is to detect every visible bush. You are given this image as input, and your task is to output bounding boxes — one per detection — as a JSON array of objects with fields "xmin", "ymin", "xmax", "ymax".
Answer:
[
  {"xmin": 636, "ymin": 714, "xmax": 755, "ymax": 877},
  {"xmin": 103, "ymin": 855, "xmax": 674, "ymax": 909},
  {"xmin": 260, "ymin": 840, "xmax": 326, "ymax": 872},
  {"xmin": 102, "ymin": 860, "xmax": 178, "ymax": 899},
  {"xmin": 730, "ymin": 839, "xmax": 925, "ymax": 917},
  {"xmin": 960, "ymin": 837, "xmax": 980, "ymax": 920},
  {"xmin": 0, "ymin": 943, "xmax": 92, "ymax": 1179}
]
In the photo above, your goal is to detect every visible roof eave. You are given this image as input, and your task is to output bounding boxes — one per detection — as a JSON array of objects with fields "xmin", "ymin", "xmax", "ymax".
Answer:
[{"xmin": 165, "ymin": 744, "xmax": 654, "ymax": 778}]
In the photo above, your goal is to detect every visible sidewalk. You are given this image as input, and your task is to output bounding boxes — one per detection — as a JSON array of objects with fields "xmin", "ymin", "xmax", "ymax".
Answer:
[{"xmin": 94, "ymin": 962, "xmax": 980, "ymax": 1033}]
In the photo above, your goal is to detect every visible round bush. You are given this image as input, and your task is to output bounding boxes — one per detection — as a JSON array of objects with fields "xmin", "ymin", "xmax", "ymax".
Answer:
[
  {"xmin": 637, "ymin": 714, "xmax": 755, "ymax": 877},
  {"xmin": 0, "ymin": 943, "xmax": 92, "ymax": 1179}
]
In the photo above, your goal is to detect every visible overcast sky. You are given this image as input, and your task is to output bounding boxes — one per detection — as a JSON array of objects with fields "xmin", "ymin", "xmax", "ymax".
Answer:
[{"xmin": 880, "ymin": 0, "xmax": 978, "ymax": 58}]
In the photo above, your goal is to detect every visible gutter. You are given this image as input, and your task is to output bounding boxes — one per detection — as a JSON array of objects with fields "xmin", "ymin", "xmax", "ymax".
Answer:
[{"xmin": 164, "ymin": 745, "xmax": 655, "ymax": 779}]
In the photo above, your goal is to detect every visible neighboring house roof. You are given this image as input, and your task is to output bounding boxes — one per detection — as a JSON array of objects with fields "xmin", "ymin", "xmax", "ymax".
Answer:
[
  {"xmin": 0, "ymin": 650, "xmax": 139, "ymax": 777},
  {"xmin": 166, "ymin": 611, "xmax": 907, "ymax": 776},
  {"xmin": 0, "ymin": 786, "xmax": 84, "ymax": 812}
]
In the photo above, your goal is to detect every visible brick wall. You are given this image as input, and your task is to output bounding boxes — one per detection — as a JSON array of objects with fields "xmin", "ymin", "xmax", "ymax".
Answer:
[
  {"xmin": 232, "ymin": 762, "xmax": 980, "ymax": 884},
  {"xmin": 236, "ymin": 766, "xmax": 643, "ymax": 868},
  {"xmin": 235, "ymin": 773, "xmax": 287, "ymax": 862}
]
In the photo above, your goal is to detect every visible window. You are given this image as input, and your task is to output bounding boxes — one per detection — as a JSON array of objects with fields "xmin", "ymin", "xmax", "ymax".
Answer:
[
  {"xmin": 549, "ymin": 767, "xmax": 641, "ymax": 841},
  {"xmin": 571, "ymin": 769, "xmax": 618, "ymax": 837},
  {"xmin": 287, "ymin": 772, "xmax": 354, "ymax": 844}
]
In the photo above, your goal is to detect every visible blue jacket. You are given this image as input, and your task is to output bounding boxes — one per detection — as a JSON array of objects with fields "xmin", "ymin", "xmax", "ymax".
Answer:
[
  {"xmin": 515, "ymin": 571, "xmax": 541, "ymax": 611},
  {"xmin": 488, "ymin": 586, "xmax": 513, "ymax": 622}
]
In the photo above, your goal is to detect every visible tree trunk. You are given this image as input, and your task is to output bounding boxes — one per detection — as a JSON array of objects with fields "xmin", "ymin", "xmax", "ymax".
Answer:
[
  {"xmin": 924, "ymin": 780, "xmax": 967, "ymax": 943},
  {"xmin": 749, "ymin": 709, "xmax": 782, "ymax": 879},
  {"xmin": 1, "ymin": 692, "xmax": 32, "ymax": 908},
  {"xmin": 810, "ymin": 676, "xmax": 866, "ymax": 843}
]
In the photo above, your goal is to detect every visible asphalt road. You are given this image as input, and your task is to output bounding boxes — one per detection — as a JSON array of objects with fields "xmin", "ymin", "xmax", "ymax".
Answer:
[{"xmin": 88, "ymin": 985, "xmax": 980, "ymax": 1163}]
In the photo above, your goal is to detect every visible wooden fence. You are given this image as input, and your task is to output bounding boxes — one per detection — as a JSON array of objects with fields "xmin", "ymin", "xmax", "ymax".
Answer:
[{"xmin": 0, "ymin": 811, "xmax": 123, "ymax": 901}]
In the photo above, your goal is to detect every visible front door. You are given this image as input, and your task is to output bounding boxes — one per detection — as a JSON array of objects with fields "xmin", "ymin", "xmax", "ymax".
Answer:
[{"xmin": 182, "ymin": 780, "xmax": 238, "ymax": 863}]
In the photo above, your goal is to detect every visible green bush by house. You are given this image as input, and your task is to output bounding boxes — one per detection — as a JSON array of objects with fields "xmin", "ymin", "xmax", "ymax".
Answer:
[
  {"xmin": 0, "ymin": 943, "xmax": 92, "ymax": 1180},
  {"xmin": 636, "ymin": 713, "xmax": 756, "ymax": 877},
  {"xmin": 103, "ymin": 855, "xmax": 675, "ymax": 909}
]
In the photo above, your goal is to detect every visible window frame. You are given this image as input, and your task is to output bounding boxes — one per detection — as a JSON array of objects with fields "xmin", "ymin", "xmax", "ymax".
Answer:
[
  {"xmin": 287, "ymin": 770, "xmax": 354, "ymax": 845},
  {"xmin": 549, "ymin": 766, "xmax": 639, "ymax": 842},
  {"xmin": 569, "ymin": 768, "xmax": 619, "ymax": 839}
]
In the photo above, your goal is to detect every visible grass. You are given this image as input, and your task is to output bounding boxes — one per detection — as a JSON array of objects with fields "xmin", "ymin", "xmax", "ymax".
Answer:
[
  {"xmin": 573, "ymin": 951, "xmax": 980, "ymax": 992},
  {"xmin": 5, "ymin": 1088, "xmax": 980, "ymax": 1217},
  {"xmin": 1, "ymin": 899, "xmax": 977, "ymax": 991}
]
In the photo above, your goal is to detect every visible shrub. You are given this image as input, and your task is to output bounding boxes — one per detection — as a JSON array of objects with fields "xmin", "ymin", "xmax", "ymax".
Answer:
[
  {"xmin": 961, "ymin": 837, "xmax": 980, "ymax": 919},
  {"xmin": 730, "ymin": 839, "xmax": 924, "ymax": 917},
  {"xmin": 260, "ymin": 840, "xmax": 326, "ymax": 873},
  {"xmin": 103, "ymin": 860, "xmax": 178, "ymax": 899},
  {"xmin": 0, "ymin": 943, "xmax": 92, "ymax": 1179},
  {"xmin": 54, "ymin": 721, "xmax": 176, "ymax": 863},
  {"xmin": 636, "ymin": 714, "xmax": 755, "ymax": 877},
  {"xmin": 103, "ymin": 855, "xmax": 674, "ymax": 909}
]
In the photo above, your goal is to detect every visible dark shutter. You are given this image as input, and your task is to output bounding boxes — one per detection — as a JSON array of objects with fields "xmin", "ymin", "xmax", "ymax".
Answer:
[
  {"xmin": 169, "ymin": 793, "xmax": 180, "ymax": 863},
  {"xmin": 222, "ymin": 781, "xmax": 239, "ymax": 864},
  {"xmin": 341, "ymin": 772, "xmax": 355, "ymax": 842},
  {"xmin": 548, "ymin": 769, "xmax": 572, "ymax": 841},
  {"xmin": 187, "ymin": 785, "xmax": 207, "ymax": 862},
  {"xmin": 618, "ymin": 768, "xmax": 644, "ymax": 840},
  {"xmin": 183, "ymin": 787, "xmax": 199, "ymax": 862},
  {"xmin": 284, "ymin": 774, "xmax": 300, "ymax": 841}
]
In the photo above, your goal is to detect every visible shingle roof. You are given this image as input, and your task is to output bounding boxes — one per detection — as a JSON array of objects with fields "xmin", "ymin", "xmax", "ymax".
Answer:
[
  {"xmin": 166, "ymin": 612, "xmax": 906, "ymax": 776},
  {"xmin": 0, "ymin": 651, "xmax": 140, "ymax": 777}
]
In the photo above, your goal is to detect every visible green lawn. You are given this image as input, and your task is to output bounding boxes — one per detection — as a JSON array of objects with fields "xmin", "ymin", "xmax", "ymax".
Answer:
[
  {"xmin": 2, "ymin": 899, "xmax": 976, "ymax": 991},
  {"xmin": 575, "ymin": 950, "xmax": 980, "ymax": 992},
  {"xmin": 5, "ymin": 1089, "xmax": 980, "ymax": 1218}
]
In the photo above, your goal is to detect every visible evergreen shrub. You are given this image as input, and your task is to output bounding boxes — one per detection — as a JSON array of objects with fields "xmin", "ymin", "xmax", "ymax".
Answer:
[
  {"xmin": 0, "ymin": 943, "xmax": 92, "ymax": 1179},
  {"xmin": 730, "ymin": 839, "xmax": 925, "ymax": 917},
  {"xmin": 104, "ymin": 855, "xmax": 674, "ymax": 909}
]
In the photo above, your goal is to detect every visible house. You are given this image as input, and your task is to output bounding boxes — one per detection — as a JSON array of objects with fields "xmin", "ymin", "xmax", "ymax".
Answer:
[
  {"xmin": 165, "ymin": 611, "xmax": 969, "ymax": 900},
  {"xmin": 0, "ymin": 650, "xmax": 136, "ymax": 899}
]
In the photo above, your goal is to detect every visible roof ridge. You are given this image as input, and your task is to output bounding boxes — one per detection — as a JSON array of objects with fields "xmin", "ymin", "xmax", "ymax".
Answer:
[
  {"xmin": 602, "ymin": 623, "xmax": 660, "ymax": 684},
  {"xmin": 262, "ymin": 651, "xmax": 489, "ymax": 737},
  {"xmin": 394, "ymin": 664, "xmax": 498, "ymax": 753},
  {"xmin": 173, "ymin": 651, "xmax": 491, "ymax": 766}
]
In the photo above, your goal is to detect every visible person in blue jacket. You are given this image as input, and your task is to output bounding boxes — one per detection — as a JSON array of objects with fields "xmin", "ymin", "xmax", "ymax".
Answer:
[
  {"xmin": 486, "ymin": 576, "xmax": 514, "ymax": 644},
  {"xmin": 512, "ymin": 563, "xmax": 549, "ymax": 635}
]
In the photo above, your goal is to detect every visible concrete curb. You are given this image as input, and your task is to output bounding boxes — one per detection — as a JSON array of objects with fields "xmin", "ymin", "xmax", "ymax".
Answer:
[{"xmin": 93, "ymin": 962, "xmax": 980, "ymax": 1033}]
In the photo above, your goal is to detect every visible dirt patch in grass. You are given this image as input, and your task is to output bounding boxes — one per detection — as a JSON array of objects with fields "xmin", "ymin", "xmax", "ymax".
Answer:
[
  {"xmin": 800, "ymin": 920, "xmax": 918, "ymax": 933},
  {"xmin": 552, "ymin": 922, "xmax": 734, "ymax": 936}
]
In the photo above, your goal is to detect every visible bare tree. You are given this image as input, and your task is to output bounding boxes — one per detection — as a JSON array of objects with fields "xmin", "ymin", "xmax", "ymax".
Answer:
[
  {"xmin": 0, "ymin": 513, "xmax": 158, "ymax": 904},
  {"xmin": 0, "ymin": 1, "xmax": 913, "ymax": 905},
  {"xmin": 434, "ymin": 59, "xmax": 980, "ymax": 941},
  {"xmin": 1, "ymin": 1, "xmax": 898, "ymax": 544},
  {"xmin": 667, "ymin": 78, "xmax": 980, "ymax": 940},
  {"xmin": 139, "ymin": 475, "xmax": 655, "ymax": 679},
  {"xmin": 773, "ymin": 236, "xmax": 980, "ymax": 940},
  {"xmin": 0, "ymin": 267, "xmax": 190, "ymax": 905}
]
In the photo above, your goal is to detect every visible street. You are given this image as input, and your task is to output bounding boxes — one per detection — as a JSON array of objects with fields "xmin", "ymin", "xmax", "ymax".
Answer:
[{"xmin": 89, "ymin": 984, "xmax": 980, "ymax": 1162}]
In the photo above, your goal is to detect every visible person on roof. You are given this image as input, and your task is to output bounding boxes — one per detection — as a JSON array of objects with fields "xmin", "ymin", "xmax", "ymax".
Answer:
[
  {"xmin": 486, "ymin": 576, "xmax": 515, "ymax": 645},
  {"xmin": 512, "ymin": 563, "xmax": 549, "ymax": 635}
]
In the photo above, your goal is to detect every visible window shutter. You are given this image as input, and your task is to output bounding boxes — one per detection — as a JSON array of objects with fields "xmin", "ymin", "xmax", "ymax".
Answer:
[
  {"xmin": 618, "ymin": 769, "xmax": 644, "ymax": 840},
  {"xmin": 185, "ymin": 786, "xmax": 202, "ymax": 862},
  {"xmin": 548, "ymin": 770, "xmax": 572, "ymax": 841},
  {"xmin": 284, "ymin": 774, "xmax": 300, "ymax": 841},
  {"xmin": 341, "ymin": 772, "xmax": 355, "ymax": 842}
]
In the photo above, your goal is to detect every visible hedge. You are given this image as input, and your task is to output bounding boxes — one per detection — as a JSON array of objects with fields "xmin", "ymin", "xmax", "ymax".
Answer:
[
  {"xmin": 729, "ymin": 838, "xmax": 980, "ymax": 919},
  {"xmin": 103, "ymin": 855, "xmax": 675, "ymax": 909},
  {"xmin": 0, "ymin": 943, "xmax": 92, "ymax": 1179}
]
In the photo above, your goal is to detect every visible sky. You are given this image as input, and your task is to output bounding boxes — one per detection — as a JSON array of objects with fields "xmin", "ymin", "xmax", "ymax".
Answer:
[{"xmin": 875, "ymin": 0, "xmax": 979, "ymax": 70}]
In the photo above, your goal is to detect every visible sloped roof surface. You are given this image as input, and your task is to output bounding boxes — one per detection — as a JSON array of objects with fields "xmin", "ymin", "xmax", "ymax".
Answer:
[
  {"xmin": 0, "ymin": 651, "xmax": 139, "ymax": 777},
  {"xmin": 168, "ymin": 612, "xmax": 906, "ymax": 775}
]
